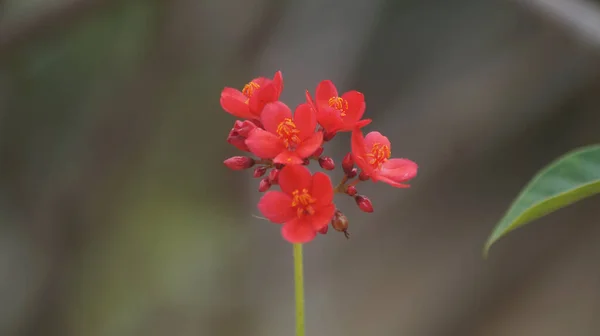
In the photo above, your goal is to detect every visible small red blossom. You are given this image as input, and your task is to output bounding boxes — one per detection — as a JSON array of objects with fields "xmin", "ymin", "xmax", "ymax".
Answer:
[
  {"xmin": 306, "ymin": 80, "xmax": 371, "ymax": 134},
  {"xmin": 253, "ymin": 166, "xmax": 268, "ymax": 178},
  {"xmin": 258, "ymin": 178, "xmax": 271, "ymax": 192},
  {"xmin": 268, "ymin": 168, "xmax": 280, "ymax": 184},
  {"xmin": 341, "ymin": 152, "xmax": 354, "ymax": 175},
  {"xmin": 221, "ymin": 71, "xmax": 284, "ymax": 120},
  {"xmin": 224, "ymin": 156, "xmax": 255, "ymax": 170},
  {"xmin": 245, "ymin": 101, "xmax": 323, "ymax": 165},
  {"xmin": 318, "ymin": 157, "xmax": 335, "ymax": 171},
  {"xmin": 351, "ymin": 128, "xmax": 418, "ymax": 188},
  {"xmin": 258, "ymin": 165, "xmax": 336, "ymax": 243},
  {"xmin": 355, "ymin": 195, "xmax": 373, "ymax": 213},
  {"xmin": 346, "ymin": 185, "xmax": 357, "ymax": 196},
  {"xmin": 227, "ymin": 120, "xmax": 258, "ymax": 152}
]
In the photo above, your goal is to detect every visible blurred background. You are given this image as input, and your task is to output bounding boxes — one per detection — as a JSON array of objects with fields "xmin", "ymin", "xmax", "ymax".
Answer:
[{"xmin": 1, "ymin": 0, "xmax": 600, "ymax": 335}]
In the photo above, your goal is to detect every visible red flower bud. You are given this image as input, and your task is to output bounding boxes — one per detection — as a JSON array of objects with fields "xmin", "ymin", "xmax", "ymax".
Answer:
[
  {"xmin": 237, "ymin": 120, "xmax": 258, "ymax": 137},
  {"xmin": 318, "ymin": 225, "xmax": 329, "ymax": 235},
  {"xmin": 227, "ymin": 120, "xmax": 258, "ymax": 152},
  {"xmin": 311, "ymin": 147, "xmax": 324, "ymax": 158},
  {"xmin": 346, "ymin": 185, "xmax": 357, "ymax": 196},
  {"xmin": 258, "ymin": 178, "xmax": 271, "ymax": 192},
  {"xmin": 224, "ymin": 156, "xmax": 255, "ymax": 170},
  {"xmin": 253, "ymin": 166, "xmax": 268, "ymax": 178},
  {"xmin": 358, "ymin": 171, "xmax": 370, "ymax": 181},
  {"xmin": 274, "ymin": 163, "xmax": 284, "ymax": 170},
  {"xmin": 331, "ymin": 210, "xmax": 350, "ymax": 238},
  {"xmin": 268, "ymin": 169, "xmax": 280, "ymax": 184},
  {"xmin": 323, "ymin": 131, "xmax": 336, "ymax": 142},
  {"xmin": 347, "ymin": 168, "xmax": 357, "ymax": 178},
  {"xmin": 355, "ymin": 195, "xmax": 373, "ymax": 213},
  {"xmin": 318, "ymin": 157, "xmax": 335, "ymax": 170},
  {"xmin": 227, "ymin": 134, "xmax": 249, "ymax": 152},
  {"xmin": 302, "ymin": 158, "xmax": 310, "ymax": 165},
  {"xmin": 342, "ymin": 152, "xmax": 354, "ymax": 175}
]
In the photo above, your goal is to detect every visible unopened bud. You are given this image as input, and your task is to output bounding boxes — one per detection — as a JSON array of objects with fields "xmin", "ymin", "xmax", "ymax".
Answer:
[
  {"xmin": 227, "ymin": 133, "xmax": 249, "ymax": 152},
  {"xmin": 358, "ymin": 171, "xmax": 370, "ymax": 181},
  {"xmin": 317, "ymin": 225, "xmax": 329, "ymax": 235},
  {"xmin": 342, "ymin": 153, "xmax": 354, "ymax": 175},
  {"xmin": 258, "ymin": 178, "xmax": 271, "ymax": 192},
  {"xmin": 268, "ymin": 169, "xmax": 280, "ymax": 184},
  {"xmin": 318, "ymin": 157, "xmax": 335, "ymax": 170},
  {"xmin": 331, "ymin": 210, "xmax": 350, "ymax": 239},
  {"xmin": 274, "ymin": 163, "xmax": 284, "ymax": 170},
  {"xmin": 355, "ymin": 195, "xmax": 373, "ymax": 213},
  {"xmin": 227, "ymin": 120, "xmax": 258, "ymax": 152},
  {"xmin": 253, "ymin": 166, "xmax": 268, "ymax": 178},
  {"xmin": 346, "ymin": 185, "xmax": 357, "ymax": 196},
  {"xmin": 237, "ymin": 120, "xmax": 258, "ymax": 137},
  {"xmin": 224, "ymin": 156, "xmax": 255, "ymax": 170},
  {"xmin": 311, "ymin": 147, "xmax": 324, "ymax": 158},
  {"xmin": 347, "ymin": 168, "xmax": 358, "ymax": 178},
  {"xmin": 323, "ymin": 131, "xmax": 337, "ymax": 142},
  {"xmin": 302, "ymin": 158, "xmax": 310, "ymax": 165}
]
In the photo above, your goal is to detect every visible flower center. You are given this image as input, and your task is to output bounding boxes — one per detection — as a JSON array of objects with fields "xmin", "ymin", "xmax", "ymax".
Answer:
[
  {"xmin": 291, "ymin": 188, "xmax": 316, "ymax": 217},
  {"xmin": 276, "ymin": 118, "xmax": 301, "ymax": 148},
  {"xmin": 366, "ymin": 143, "xmax": 391, "ymax": 168},
  {"xmin": 242, "ymin": 81, "xmax": 260, "ymax": 104},
  {"xmin": 328, "ymin": 96, "xmax": 349, "ymax": 117}
]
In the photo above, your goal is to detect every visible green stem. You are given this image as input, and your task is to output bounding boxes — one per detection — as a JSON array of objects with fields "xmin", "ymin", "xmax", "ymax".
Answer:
[{"xmin": 293, "ymin": 243, "xmax": 305, "ymax": 336}]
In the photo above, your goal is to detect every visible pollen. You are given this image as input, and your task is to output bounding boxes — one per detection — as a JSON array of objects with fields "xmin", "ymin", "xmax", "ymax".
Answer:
[
  {"xmin": 367, "ymin": 143, "xmax": 391, "ymax": 168},
  {"xmin": 242, "ymin": 81, "xmax": 260, "ymax": 104},
  {"xmin": 276, "ymin": 118, "xmax": 301, "ymax": 148},
  {"xmin": 328, "ymin": 96, "xmax": 349, "ymax": 117},
  {"xmin": 291, "ymin": 188, "xmax": 317, "ymax": 217}
]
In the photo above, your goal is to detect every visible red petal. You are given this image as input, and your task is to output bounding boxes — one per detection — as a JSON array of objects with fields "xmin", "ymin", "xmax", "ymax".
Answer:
[
  {"xmin": 278, "ymin": 165, "xmax": 312, "ymax": 195},
  {"xmin": 341, "ymin": 90, "xmax": 365, "ymax": 122},
  {"xmin": 315, "ymin": 80, "xmax": 338, "ymax": 110},
  {"xmin": 355, "ymin": 119, "xmax": 372, "ymax": 128},
  {"xmin": 273, "ymin": 151, "xmax": 304, "ymax": 165},
  {"xmin": 294, "ymin": 103, "xmax": 317, "ymax": 140},
  {"xmin": 281, "ymin": 218, "xmax": 317, "ymax": 243},
  {"xmin": 261, "ymin": 101, "xmax": 293, "ymax": 134},
  {"xmin": 310, "ymin": 172, "xmax": 333, "ymax": 206},
  {"xmin": 373, "ymin": 174, "xmax": 411, "ymax": 188},
  {"xmin": 364, "ymin": 131, "xmax": 391, "ymax": 151},
  {"xmin": 252, "ymin": 77, "xmax": 269, "ymax": 86},
  {"xmin": 249, "ymin": 82, "xmax": 278, "ymax": 115},
  {"xmin": 296, "ymin": 131, "xmax": 323, "ymax": 158},
  {"xmin": 220, "ymin": 88, "xmax": 254, "ymax": 119},
  {"xmin": 309, "ymin": 204, "xmax": 336, "ymax": 230},
  {"xmin": 351, "ymin": 127, "xmax": 376, "ymax": 176},
  {"xmin": 379, "ymin": 158, "xmax": 418, "ymax": 182},
  {"xmin": 257, "ymin": 191, "xmax": 295, "ymax": 223},
  {"xmin": 245, "ymin": 128, "xmax": 285, "ymax": 159},
  {"xmin": 272, "ymin": 71, "xmax": 284, "ymax": 96},
  {"xmin": 305, "ymin": 90, "xmax": 316, "ymax": 108},
  {"xmin": 316, "ymin": 107, "xmax": 343, "ymax": 133}
]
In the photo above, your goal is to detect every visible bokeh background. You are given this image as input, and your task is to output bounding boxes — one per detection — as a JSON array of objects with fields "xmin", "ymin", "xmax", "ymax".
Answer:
[{"xmin": 2, "ymin": 0, "xmax": 600, "ymax": 335}]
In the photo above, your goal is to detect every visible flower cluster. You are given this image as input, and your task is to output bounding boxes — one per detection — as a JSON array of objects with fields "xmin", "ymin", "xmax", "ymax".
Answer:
[{"xmin": 222, "ymin": 71, "xmax": 418, "ymax": 243}]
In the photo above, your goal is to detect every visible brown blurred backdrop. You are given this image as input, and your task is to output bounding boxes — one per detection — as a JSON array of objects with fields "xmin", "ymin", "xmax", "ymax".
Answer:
[{"xmin": 1, "ymin": 0, "xmax": 600, "ymax": 335}]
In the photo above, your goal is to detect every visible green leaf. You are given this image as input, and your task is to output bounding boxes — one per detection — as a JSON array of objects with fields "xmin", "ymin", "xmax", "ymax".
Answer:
[{"xmin": 484, "ymin": 145, "xmax": 600, "ymax": 256}]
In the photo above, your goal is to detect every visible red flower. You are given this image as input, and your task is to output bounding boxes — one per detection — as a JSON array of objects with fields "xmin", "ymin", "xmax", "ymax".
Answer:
[
  {"xmin": 245, "ymin": 101, "xmax": 323, "ymax": 164},
  {"xmin": 227, "ymin": 120, "xmax": 258, "ymax": 152},
  {"xmin": 220, "ymin": 71, "xmax": 284, "ymax": 119},
  {"xmin": 306, "ymin": 80, "xmax": 371, "ymax": 133},
  {"xmin": 351, "ymin": 128, "xmax": 418, "ymax": 188},
  {"xmin": 258, "ymin": 165, "xmax": 336, "ymax": 243}
]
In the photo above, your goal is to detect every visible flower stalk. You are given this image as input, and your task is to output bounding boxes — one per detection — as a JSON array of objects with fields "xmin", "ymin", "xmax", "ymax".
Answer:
[{"xmin": 293, "ymin": 243, "xmax": 305, "ymax": 336}]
